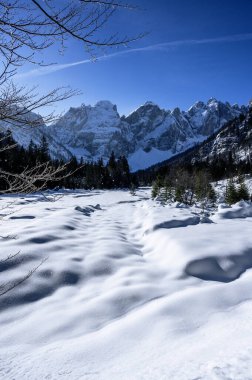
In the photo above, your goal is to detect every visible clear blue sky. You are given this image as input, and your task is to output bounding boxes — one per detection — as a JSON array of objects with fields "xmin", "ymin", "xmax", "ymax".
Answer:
[{"xmin": 18, "ymin": 0, "xmax": 252, "ymax": 116}]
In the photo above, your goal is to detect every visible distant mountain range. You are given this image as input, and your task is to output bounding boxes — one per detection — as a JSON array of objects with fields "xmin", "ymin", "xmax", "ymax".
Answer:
[
  {"xmin": 148, "ymin": 104, "xmax": 252, "ymax": 172},
  {"xmin": 0, "ymin": 98, "xmax": 248, "ymax": 171}
]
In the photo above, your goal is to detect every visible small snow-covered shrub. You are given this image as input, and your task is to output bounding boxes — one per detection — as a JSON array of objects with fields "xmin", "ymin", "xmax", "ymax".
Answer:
[{"xmin": 225, "ymin": 179, "xmax": 250, "ymax": 205}]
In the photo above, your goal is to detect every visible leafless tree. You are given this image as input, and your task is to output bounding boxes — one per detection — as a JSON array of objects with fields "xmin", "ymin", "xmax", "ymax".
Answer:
[
  {"xmin": 0, "ymin": 251, "xmax": 47, "ymax": 297},
  {"xmin": 0, "ymin": 0, "xmax": 143, "ymax": 193},
  {"xmin": 0, "ymin": 0, "xmax": 144, "ymax": 122},
  {"xmin": 0, "ymin": 162, "xmax": 68, "ymax": 194},
  {"xmin": 0, "ymin": 0, "xmax": 143, "ymax": 68},
  {"xmin": 0, "ymin": 0, "xmax": 144, "ymax": 186},
  {"xmin": 0, "ymin": 0, "xmax": 144, "ymax": 295}
]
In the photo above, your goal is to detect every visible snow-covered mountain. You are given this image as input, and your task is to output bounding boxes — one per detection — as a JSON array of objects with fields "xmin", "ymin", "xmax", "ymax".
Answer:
[
  {"xmin": 148, "ymin": 105, "xmax": 252, "ymax": 172},
  {"xmin": 46, "ymin": 100, "xmax": 129, "ymax": 160},
  {"xmin": 48, "ymin": 98, "xmax": 244, "ymax": 170},
  {"xmin": 193, "ymin": 105, "xmax": 252, "ymax": 164},
  {"xmin": 125, "ymin": 99, "xmax": 245, "ymax": 169},
  {"xmin": 0, "ymin": 109, "xmax": 72, "ymax": 161},
  {"xmin": 0, "ymin": 99, "xmax": 246, "ymax": 170}
]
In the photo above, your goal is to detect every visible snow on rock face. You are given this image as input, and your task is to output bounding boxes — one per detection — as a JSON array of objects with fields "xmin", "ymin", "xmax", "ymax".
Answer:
[
  {"xmin": 187, "ymin": 98, "xmax": 241, "ymax": 136},
  {"xmin": 0, "ymin": 99, "xmax": 245, "ymax": 170},
  {"xmin": 46, "ymin": 101, "xmax": 125, "ymax": 159},
  {"xmin": 0, "ymin": 110, "xmax": 46, "ymax": 148},
  {"xmin": 0, "ymin": 110, "xmax": 72, "ymax": 160},
  {"xmin": 188, "ymin": 106, "xmax": 252, "ymax": 165},
  {"xmin": 95, "ymin": 100, "xmax": 118, "ymax": 112},
  {"xmin": 46, "ymin": 98, "xmax": 244, "ymax": 168}
]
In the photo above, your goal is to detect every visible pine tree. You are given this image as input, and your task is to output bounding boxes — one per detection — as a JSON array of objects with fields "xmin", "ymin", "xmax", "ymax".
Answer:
[
  {"xmin": 194, "ymin": 172, "xmax": 205, "ymax": 201},
  {"xmin": 108, "ymin": 151, "xmax": 116, "ymax": 172},
  {"xmin": 130, "ymin": 183, "xmax": 136, "ymax": 196},
  {"xmin": 151, "ymin": 182, "xmax": 158, "ymax": 199},
  {"xmin": 117, "ymin": 155, "xmax": 131, "ymax": 187},
  {"xmin": 237, "ymin": 173, "xmax": 245, "ymax": 184},
  {"xmin": 207, "ymin": 184, "xmax": 217, "ymax": 203},
  {"xmin": 107, "ymin": 151, "xmax": 117, "ymax": 187},
  {"xmin": 151, "ymin": 180, "xmax": 160, "ymax": 199},
  {"xmin": 151, "ymin": 176, "xmax": 163, "ymax": 199},
  {"xmin": 28, "ymin": 139, "xmax": 37, "ymax": 166},
  {"xmin": 225, "ymin": 180, "xmax": 238, "ymax": 204},
  {"xmin": 38, "ymin": 135, "xmax": 50, "ymax": 163},
  {"xmin": 175, "ymin": 186, "xmax": 184, "ymax": 203},
  {"xmin": 237, "ymin": 182, "xmax": 250, "ymax": 201},
  {"xmin": 163, "ymin": 178, "xmax": 172, "ymax": 202}
]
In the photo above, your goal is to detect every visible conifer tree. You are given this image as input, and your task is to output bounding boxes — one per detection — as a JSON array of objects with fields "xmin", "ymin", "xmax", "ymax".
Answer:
[
  {"xmin": 237, "ymin": 182, "xmax": 250, "ymax": 201},
  {"xmin": 107, "ymin": 151, "xmax": 117, "ymax": 187},
  {"xmin": 207, "ymin": 184, "xmax": 217, "ymax": 203},
  {"xmin": 130, "ymin": 183, "xmax": 136, "ymax": 196},
  {"xmin": 117, "ymin": 155, "xmax": 131, "ymax": 187},
  {"xmin": 175, "ymin": 186, "xmax": 184, "ymax": 203},
  {"xmin": 151, "ymin": 180, "xmax": 160, "ymax": 199},
  {"xmin": 28, "ymin": 139, "xmax": 37, "ymax": 167},
  {"xmin": 151, "ymin": 176, "xmax": 163, "ymax": 199},
  {"xmin": 38, "ymin": 135, "xmax": 50, "ymax": 163},
  {"xmin": 225, "ymin": 180, "xmax": 238, "ymax": 204},
  {"xmin": 162, "ymin": 178, "xmax": 172, "ymax": 202}
]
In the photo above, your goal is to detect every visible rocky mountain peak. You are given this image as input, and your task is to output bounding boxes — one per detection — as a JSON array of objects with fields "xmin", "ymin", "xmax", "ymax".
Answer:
[
  {"xmin": 207, "ymin": 97, "xmax": 218, "ymax": 105},
  {"xmin": 0, "ymin": 98, "xmax": 246, "ymax": 171},
  {"xmin": 125, "ymin": 101, "xmax": 163, "ymax": 127},
  {"xmin": 143, "ymin": 101, "xmax": 158, "ymax": 107},
  {"xmin": 95, "ymin": 100, "xmax": 118, "ymax": 113},
  {"xmin": 171, "ymin": 107, "xmax": 181, "ymax": 117}
]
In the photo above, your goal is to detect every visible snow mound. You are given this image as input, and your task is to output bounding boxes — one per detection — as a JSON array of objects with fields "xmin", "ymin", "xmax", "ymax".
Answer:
[
  {"xmin": 75, "ymin": 204, "xmax": 102, "ymax": 216},
  {"xmin": 185, "ymin": 248, "xmax": 252, "ymax": 282},
  {"xmin": 215, "ymin": 201, "xmax": 252, "ymax": 219},
  {"xmin": 151, "ymin": 215, "xmax": 200, "ymax": 232},
  {"xmin": 1, "ymin": 189, "xmax": 252, "ymax": 379}
]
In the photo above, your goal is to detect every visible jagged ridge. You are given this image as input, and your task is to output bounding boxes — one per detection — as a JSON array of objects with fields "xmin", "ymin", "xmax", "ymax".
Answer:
[
  {"xmin": 143, "ymin": 106, "xmax": 252, "ymax": 173},
  {"xmin": 0, "ymin": 98, "xmax": 246, "ymax": 171}
]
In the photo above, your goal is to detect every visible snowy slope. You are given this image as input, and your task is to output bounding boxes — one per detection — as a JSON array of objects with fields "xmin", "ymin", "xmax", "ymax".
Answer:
[
  {"xmin": 46, "ymin": 101, "xmax": 128, "ymax": 160},
  {"xmin": 0, "ymin": 110, "xmax": 72, "ymax": 161},
  {"xmin": 1, "ymin": 188, "xmax": 252, "ymax": 379},
  {"xmin": 161, "ymin": 106, "xmax": 252, "ymax": 168},
  {"xmin": 0, "ymin": 99, "xmax": 245, "ymax": 170},
  {"xmin": 48, "ymin": 98, "xmax": 244, "ymax": 169}
]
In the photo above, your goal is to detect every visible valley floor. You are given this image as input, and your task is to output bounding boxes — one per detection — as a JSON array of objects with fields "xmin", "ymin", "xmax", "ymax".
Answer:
[{"xmin": 0, "ymin": 188, "xmax": 252, "ymax": 379}]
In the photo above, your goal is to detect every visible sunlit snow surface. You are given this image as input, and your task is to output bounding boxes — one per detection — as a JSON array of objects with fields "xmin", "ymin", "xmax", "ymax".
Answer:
[{"xmin": 1, "ymin": 188, "xmax": 252, "ymax": 379}]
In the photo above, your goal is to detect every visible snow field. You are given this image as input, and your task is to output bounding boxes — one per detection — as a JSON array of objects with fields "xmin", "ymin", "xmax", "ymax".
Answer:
[{"xmin": 0, "ymin": 188, "xmax": 252, "ymax": 379}]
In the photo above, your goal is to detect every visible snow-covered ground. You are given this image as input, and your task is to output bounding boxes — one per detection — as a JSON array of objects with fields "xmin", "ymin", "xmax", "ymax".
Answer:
[{"xmin": 1, "ymin": 188, "xmax": 252, "ymax": 379}]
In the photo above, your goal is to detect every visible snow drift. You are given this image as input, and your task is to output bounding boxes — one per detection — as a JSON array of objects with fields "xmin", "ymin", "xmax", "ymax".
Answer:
[{"xmin": 1, "ymin": 189, "xmax": 252, "ymax": 379}]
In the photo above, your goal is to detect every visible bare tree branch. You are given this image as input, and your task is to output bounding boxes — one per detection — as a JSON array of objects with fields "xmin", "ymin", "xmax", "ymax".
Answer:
[
  {"xmin": 0, "ymin": 0, "xmax": 145, "ymax": 72},
  {"xmin": 0, "ymin": 257, "xmax": 47, "ymax": 297},
  {"xmin": 0, "ymin": 0, "xmax": 145, "ymax": 299},
  {"xmin": 0, "ymin": 82, "xmax": 80, "ymax": 128}
]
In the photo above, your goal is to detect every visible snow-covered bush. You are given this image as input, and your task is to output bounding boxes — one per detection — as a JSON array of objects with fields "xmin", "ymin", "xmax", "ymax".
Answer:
[{"xmin": 225, "ymin": 179, "xmax": 250, "ymax": 205}]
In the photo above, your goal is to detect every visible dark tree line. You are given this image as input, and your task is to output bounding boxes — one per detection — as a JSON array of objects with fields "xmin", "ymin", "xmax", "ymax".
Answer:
[
  {"xmin": 0, "ymin": 0, "xmax": 143, "ymax": 297},
  {"xmin": 151, "ymin": 167, "xmax": 251, "ymax": 206},
  {"xmin": 225, "ymin": 177, "xmax": 250, "ymax": 205},
  {"xmin": 61, "ymin": 151, "xmax": 135, "ymax": 190},
  {"xmin": 136, "ymin": 150, "xmax": 252, "ymax": 188},
  {"xmin": 0, "ymin": 131, "xmax": 134, "ymax": 191},
  {"xmin": 0, "ymin": 0, "xmax": 144, "ymax": 195},
  {"xmin": 151, "ymin": 168, "xmax": 216, "ymax": 206},
  {"xmin": 136, "ymin": 107, "xmax": 252, "ymax": 187}
]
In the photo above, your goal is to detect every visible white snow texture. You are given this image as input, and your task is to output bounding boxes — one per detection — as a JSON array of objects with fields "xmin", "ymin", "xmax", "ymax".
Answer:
[{"xmin": 0, "ymin": 188, "xmax": 252, "ymax": 379}]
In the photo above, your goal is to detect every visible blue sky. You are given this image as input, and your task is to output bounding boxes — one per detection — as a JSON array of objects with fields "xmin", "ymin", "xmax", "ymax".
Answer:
[{"xmin": 18, "ymin": 0, "xmax": 252, "ymax": 116}]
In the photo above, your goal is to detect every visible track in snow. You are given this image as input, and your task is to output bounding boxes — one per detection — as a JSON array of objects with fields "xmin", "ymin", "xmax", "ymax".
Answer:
[{"xmin": 1, "ymin": 189, "xmax": 252, "ymax": 379}]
